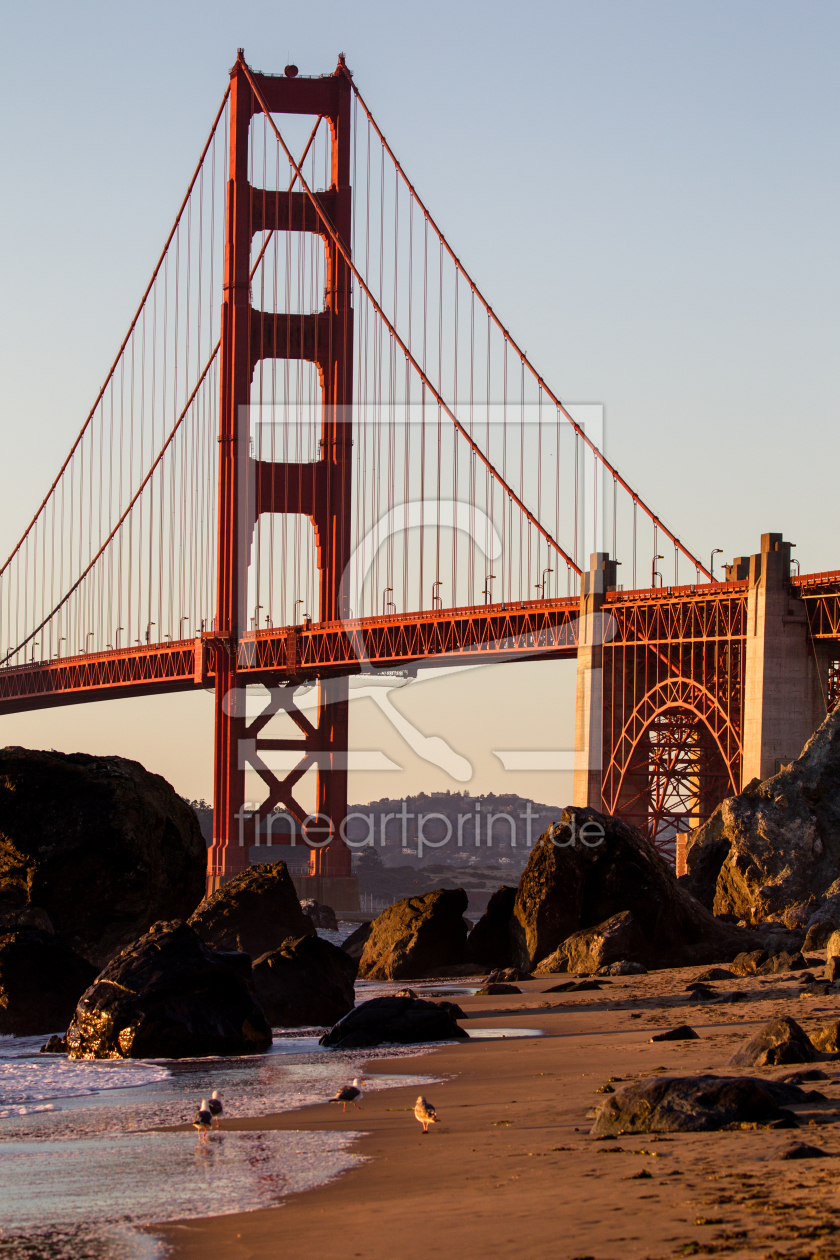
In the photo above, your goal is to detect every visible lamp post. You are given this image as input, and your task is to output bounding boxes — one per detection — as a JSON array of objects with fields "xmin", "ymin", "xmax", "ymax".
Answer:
[
  {"xmin": 652, "ymin": 555, "xmax": 664, "ymax": 588},
  {"xmin": 482, "ymin": 575, "xmax": 496, "ymax": 604},
  {"xmin": 710, "ymin": 549, "xmax": 723, "ymax": 582},
  {"xmin": 535, "ymin": 567, "xmax": 553, "ymax": 599},
  {"xmin": 432, "ymin": 580, "xmax": 443, "ymax": 609}
]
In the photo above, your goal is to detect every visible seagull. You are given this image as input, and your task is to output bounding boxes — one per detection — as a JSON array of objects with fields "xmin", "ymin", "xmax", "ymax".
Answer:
[
  {"xmin": 329, "ymin": 1077, "xmax": 364, "ymax": 1112},
  {"xmin": 414, "ymin": 1095, "xmax": 439, "ymax": 1134},
  {"xmin": 208, "ymin": 1090, "xmax": 224, "ymax": 1127},
  {"xmin": 193, "ymin": 1099, "xmax": 212, "ymax": 1141}
]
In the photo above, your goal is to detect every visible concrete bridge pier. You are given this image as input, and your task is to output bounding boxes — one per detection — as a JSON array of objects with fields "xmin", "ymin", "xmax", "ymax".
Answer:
[
  {"xmin": 572, "ymin": 552, "xmax": 619, "ymax": 810},
  {"xmin": 740, "ymin": 532, "xmax": 831, "ymax": 784}
]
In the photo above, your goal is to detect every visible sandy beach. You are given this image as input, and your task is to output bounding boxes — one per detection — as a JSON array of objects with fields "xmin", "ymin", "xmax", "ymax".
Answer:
[{"xmin": 154, "ymin": 964, "xmax": 840, "ymax": 1260}]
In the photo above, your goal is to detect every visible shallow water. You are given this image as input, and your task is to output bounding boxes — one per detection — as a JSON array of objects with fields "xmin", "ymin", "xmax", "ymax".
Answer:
[
  {"xmin": 0, "ymin": 1030, "xmax": 438, "ymax": 1259},
  {"xmin": 0, "ymin": 968, "xmax": 540, "ymax": 1257}
]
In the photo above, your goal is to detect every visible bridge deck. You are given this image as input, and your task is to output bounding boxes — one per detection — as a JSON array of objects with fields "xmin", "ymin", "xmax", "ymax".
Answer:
[{"xmin": 0, "ymin": 574, "xmax": 837, "ymax": 716}]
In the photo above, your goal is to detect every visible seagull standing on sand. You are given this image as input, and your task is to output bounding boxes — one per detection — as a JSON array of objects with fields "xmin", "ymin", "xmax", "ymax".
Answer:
[
  {"xmin": 329, "ymin": 1078, "xmax": 364, "ymax": 1112},
  {"xmin": 193, "ymin": 1099, "xmax": 212, "ymax": 1141},
  {"xmin": 208, "ymin": 1090, "xmax": 224, "ymax": 1128},
  {"xmin": 414, "ymin": 1096, "xmax": 439, "ymax": 1133}
]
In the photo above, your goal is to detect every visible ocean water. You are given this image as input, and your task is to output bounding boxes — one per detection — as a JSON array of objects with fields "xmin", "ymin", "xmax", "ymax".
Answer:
[
  {"xmin": 0, "ymin": 950, "xmax": 540, "ymax": 1259},
  {"xmin": 0, "ymin": 1024, "xmax": 445, "ymax": 1259}
]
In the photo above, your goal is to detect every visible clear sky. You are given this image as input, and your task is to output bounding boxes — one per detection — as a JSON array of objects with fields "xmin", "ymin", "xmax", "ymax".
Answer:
[{"xmin": 0, "ymin": 1, "xmax": 836, "ymax": 807}]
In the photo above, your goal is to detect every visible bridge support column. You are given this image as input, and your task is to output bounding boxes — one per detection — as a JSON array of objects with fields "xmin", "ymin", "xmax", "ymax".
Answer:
[
  {"xmin": 573, "ymin": 553, "xmax": 618, "ymax": 809},
  {"xmin": 742, "ymin": 532, "xmax": 829, "ymax": 785}
]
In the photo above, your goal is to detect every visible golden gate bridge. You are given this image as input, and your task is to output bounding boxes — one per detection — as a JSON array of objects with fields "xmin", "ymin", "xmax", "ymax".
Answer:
[{"xmin": 0, "ymin": 52, "xmax": 836, "ymax": 909}]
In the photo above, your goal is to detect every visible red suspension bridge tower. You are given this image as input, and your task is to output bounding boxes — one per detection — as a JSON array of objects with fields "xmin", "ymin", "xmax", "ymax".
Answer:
[{"xmin": 208, "ymin": 53, "xmax": 356, "ymax": 901}]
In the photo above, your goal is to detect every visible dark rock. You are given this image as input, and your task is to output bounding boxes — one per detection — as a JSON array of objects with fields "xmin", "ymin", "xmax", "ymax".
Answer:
[
  {"xmin": 777, "ymin": 1142, "xmax": 832, "ymax": 1159},
  {"xmin": 40, "ymin": 1034, "xmax": 67, "ymax": 1054},
  {"xmin": 591, "ymin": 1074, "xmax": 816, "ymax": 1137},
  {"xmin": 810, "ymin": 1020, "xmax": 840, "ymax": 1053},
  {"xmin": 393, "ymin": 987, "xmax": 419, "ymax": 998},
  {"xmin": 436, "ymin": 1000, "xmax": 465, "ymax": 1019},
  {"xmin": 756, "ymin": 950, "xmax": 807, "ymax": 975},
  {"xmin": 803, "ymin": 919, "xmax": 838, "ymax": 951},
  {"xmin": 826, "ymin": 956, "xmax": 840, "ymax": 984},
  {"xmin": 695, "ymin": 967, "xmax": 735, "ymax": 981},
  {"xmin": 511, "ymin": 807, "xmax": 759, "ymax": 972},
  {"xmin": 486, "ymin": 966, "xmax": 532, "ymax": 983},
  {"xmin": 775, "ymin": 1068, "xmax": 828, "ymax": 1083},
  {"xmin": 465, "ymin": 886, "xmax": 517, "ymax": 969},
  {"xmin": 826, "ymin": 929, "xmax": 840, "ymax": 961},
  {"xmin": 300, "ymin": 900, "xmax": 338, "ymax": 931},
  {"xmin": 0, "ymin": 907, "xmax": 54, "ymax": 934},
  {"xmin": 650, "ymin": 1024, "xmax": 699, "ymax": 1042},
  {"xmin": 319, "ymin": 995, "xmax": 469, "ymax": 1050},
  {"xmin": 599, "ymin": 960, "xmax": 648, "ymax": 976},
  {"xmin": 730, "ymin": 950, "xmax": 769, "ymax": 976},
  {"xmin": 728, "ymin": 1016, "xmax": 816, "ymax": 1068},
  {"xmin": 341, "ymin": 921, "xmax": 372, "ymax": 963},
  {"xmin": 357, "ymin": 889, "xmax": 468, "ymax": 981},
  {"xmin": 0, "ymin": 747, "xmax": 205, "ymax": 967},
  {"xmin": 0, "ymin": 928, "xmax": 97, "ymax": 1035},
  {"xmin": 545, "ymin": 979, "xmax": 604, "ymax": 993},
  {"xmin": 796, "ymin": 972, "xmax": 817, "ymax": 983},
  {"xmin": 66, "ymin": 920, "xmax": 272, "ymax": 1059},
  {"xmin": 189, "ymin": 863, "xmax": 314, "ymax": 959},
  {"xmin": 687, "ymin": 983, "xmax": 716, "ymax": 1001},
  {"xmin": 799, "ymin": 982, "xmax": 833, "ymax": 998},
  {"xmin": 251, "ymin": 935, "xmax": 356, "ymax": 1027},
  {"xmin": 532, "ymin": 911, "xmax": 648, "ymax": 975},
  {"xmin": 476, "ymin": 982, "xmax": 521, "ymax": 995},
  {"xmin": 682, "ymin": 706, "xmax": 840, "ymax": 926}
]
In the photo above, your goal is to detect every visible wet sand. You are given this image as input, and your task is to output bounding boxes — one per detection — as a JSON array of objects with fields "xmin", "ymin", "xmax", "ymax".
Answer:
[{"xmin": 155, "ymin": 963, "xmax": 840, "ymax": 1260}]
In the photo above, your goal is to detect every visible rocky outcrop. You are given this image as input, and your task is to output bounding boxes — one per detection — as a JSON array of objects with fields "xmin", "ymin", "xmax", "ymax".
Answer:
[
  {"xmin": 66, "ymin": 920, "xmax": 272, "ymax": 1059},
  {"xmin": 532, "ymin": 911, "xmax": 648, "ymax": 975},
  {"xmin": 252, "ymin": 935, "xmax": 356, "ymax": 1027},
  {"xmin": 189, "ymin": 863, "xmax": 314, "ymax": 958},
  {"xmin": 811, "ymin": 1020, "xmax": 840, "ymax": 1052},
  {"xmin": 465, "ymin": 886, "xmax": 517, "ymax": 969},
  {"xmin": 591, "ymin": 1075, "xmax": 820, "ymax": 1137},
  {"xmin": 730, "ymin": 950, "xmax": 768, "ymax": 976},
  {"xmin": 682, "ymin": 705, "xmax": 840, "ymax": 927},
  {"xmin": 0, "ymin": 747, "xmax": 205, "ymax": 968},
  {"xmin": 301, "ymin": 901, "xmax": 338, "ymax": 931},
  {"xmin": 728, "ymin": 1016, "xmax": 816, "ymax": 1068},
  {"xmin": 510, "ymin": 807, "xmax": 757, "ymax": 971},
  {"xmin": 357, "ymin": 889, "xmax": 468, "ymax": 981},
  {"xmin": 650, "ymin": 1025, "xmax": 699, "ymax": 1041},
  {"xmin": 0, "ymin": 928, "xmax": 97, "ymax": 1035},
  {"xmin": 319, "ymin": 995, "xmax": 469, "ymax": 1049}
]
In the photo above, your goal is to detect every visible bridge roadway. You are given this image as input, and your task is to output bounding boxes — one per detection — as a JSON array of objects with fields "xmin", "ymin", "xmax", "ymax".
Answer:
[{"xmin": 0, "ymin": 571, "xmax": 837, "ymax": 716}]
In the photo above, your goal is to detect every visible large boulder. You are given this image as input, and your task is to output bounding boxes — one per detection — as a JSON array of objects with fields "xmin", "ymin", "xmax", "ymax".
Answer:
[
  {"xmin": 189, "ymin": 863, "xmax": 314, "ymax": 958},
  {"xmin": 728, "ymin": 1016, "xmax": 817, "ymax": 1068},
  {"xmin": 0, "ymin": 747, "xmax": 205, "ymax": 968},
  {"xmin": 532, "ymin": 910, "xmax": 649, "ymax": 975},
  {"xmin": 591, "ymin": 1074, "xmax": 821, "ymax": 1137},
  {"xmin": 319, "ymin": 995, "xmax": 469, "ymax": 1049},
  {"xmin": 682, "ymin": 705, "xmax": 840, "ymax": 926},
  {"xmin": 358, "ymin": 888, "xmax": 469, "ymax": 980},
  {"xmin": 510, "ymin": 806, "xmax": 757, "ymax": 971},
  {"xmin": 465, "ymin": 886, "xmax": 517, "ymax": 969},
  {"xmin": 66, "ymin": 920, "xmax": 272, "ymax": 1059},
  {"xmin": 0, "ymin": 928, "xmax": 97, "ymax": 1035},
  {"xmin": 252, "ymin": 935, "xmax": 356, "ymax": 1027}
]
